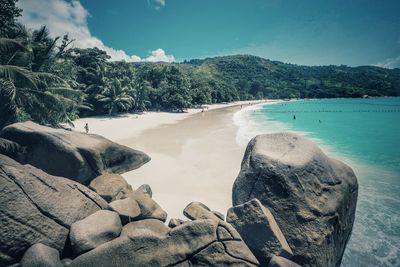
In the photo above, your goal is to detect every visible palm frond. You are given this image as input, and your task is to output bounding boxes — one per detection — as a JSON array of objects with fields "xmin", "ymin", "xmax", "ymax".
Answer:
[
  {"xmin": 32, "ymin": 26, "xmax": 50, "ymax": 43},
  {"xmin": 0, "ymin": 38, "xmax": 27, "ymax": 53},
  {"xmin": 0, "ymin": 78, "xmax": 17, "ymax": 100},
  {"xmin": 77, "ymin": 103, "xmax": 93, "ymax": 111},
  {"xmin": 48, "ymin": 87, "xmax": 83, "ymax": 98},
  {"xmin": 0, "ymin": 65, "xmax": 38, "ymax": 89},
  {"xmin": 34, "ymin": 72, "xmax": 68, "ymax": 87}
]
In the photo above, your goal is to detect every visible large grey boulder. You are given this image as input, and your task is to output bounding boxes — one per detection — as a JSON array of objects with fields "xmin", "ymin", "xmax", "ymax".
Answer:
[
  {"xmin": 183, "ymin": 201, "xmax": 222, "ymax": 222},
  {"xmin": 227, "ymin": 198, "xmax": 293, "ymax": 266},
  {"xmin": 232, "ymin": 133, "xmax": 358, "ymax": 267},
  {"xmin": 121, "ymin": 219, "xmax": 170, "ymax": 236},
  {"xmin": 126, "ymin": 190, "xmax": 168, "ymax": 222},
  {"xmin": 109, "ymin": 197, "xmax": 141, "ymax": 224},
  {"xmin": 109, "ymin": 190, "xmax": 168, "ymax": 224},
  {"xmin": 0, "ymin": 155, "xmax": 108, "ymax": 266},
  {"xmin": 70, "ymin": 219, "xmax": 259, "ymax": 267},
  {"xmin": 20, "ymin": 243, "xmax": 63, "ymax": 267},
  {"xmin": 69, "ymin": 210, "xmax": 122, "ymax": 255},
  {"xmin": 89, "ymin": 174, "xmax": 133, "ymax": 202},
  {"xmin": 0, "ymin": 121, "xmax": 150, "ymax": 185}
]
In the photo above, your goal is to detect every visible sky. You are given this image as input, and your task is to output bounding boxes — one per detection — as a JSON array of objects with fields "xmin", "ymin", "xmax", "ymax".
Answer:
[{"xmin": 18, "ymin": 0, "xmax": 400, "ymax": 68}]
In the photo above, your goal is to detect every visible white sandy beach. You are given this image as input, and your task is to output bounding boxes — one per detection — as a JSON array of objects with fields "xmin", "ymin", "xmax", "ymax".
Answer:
[{"xmin": 73, "ymin": 100, "xmax": 280, "ymax": 219}]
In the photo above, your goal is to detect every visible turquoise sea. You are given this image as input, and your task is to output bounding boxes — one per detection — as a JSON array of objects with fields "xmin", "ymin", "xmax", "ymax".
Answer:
[{"xmin": 234, "ymin": 97, "xmax": 400, "ymax": 267}]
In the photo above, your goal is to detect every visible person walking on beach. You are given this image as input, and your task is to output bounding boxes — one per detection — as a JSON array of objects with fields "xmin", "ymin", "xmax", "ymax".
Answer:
[{"xmin": 84, "ymin": 123, "xmax": 89, "ymax": 134}]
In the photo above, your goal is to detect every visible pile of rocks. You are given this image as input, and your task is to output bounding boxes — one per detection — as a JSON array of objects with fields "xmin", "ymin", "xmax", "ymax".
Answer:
[{"xmin": 0, "ymin": 122, "xmax": 358, "ymax": 267}]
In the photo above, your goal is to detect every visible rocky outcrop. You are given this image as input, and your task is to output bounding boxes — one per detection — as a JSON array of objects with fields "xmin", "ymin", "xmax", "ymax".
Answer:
[
  {"xmin": 69, "ymin": 210, "xmax": 122, "ymax": 255},
  {"xmin": 69, "ymin": 219, "xmax": 259, "ymax": 267},
  {"xmin": 0, "ymin": 129, "xmax": 359, "ymax": 267},
  {"xmin": 232, "ymin": 133, "xmax": 358, "ymax": 267},
  {"xmin": 20, "ymin": 243, "xmax": 63, "ymax": 267},
  {"xmin": 227, "ymin": 199, "xmax": 293, "ymax": 266},
  {"xmin": 0, "ymin": 121, "xmax": 150, "ymax": 185},
  {"xmin": 0, "ymin": 154, "xmax": 108, "ymax": 266},
  {"xmin": 88, "ymin": 174, "xmax": 133, "ymax": 202}
]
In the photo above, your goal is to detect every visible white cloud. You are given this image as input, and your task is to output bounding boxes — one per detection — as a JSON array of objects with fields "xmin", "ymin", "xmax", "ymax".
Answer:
[
  {"xmin": 143, "ymin": 48, "xmax": 175, "ymax": 62},
  {"xmin": 376, "ymin": 56, "xmax": 400, "ymax": 69},
  {"xmin": 17, "ymin": 0, "xmax": 174, "ymax": 63}
]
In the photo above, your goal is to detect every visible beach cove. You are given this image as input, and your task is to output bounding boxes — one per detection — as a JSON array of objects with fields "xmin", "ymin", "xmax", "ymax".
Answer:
[{"xmin": 74, "ymin": 100, "xmax": 278, "ymax": 219}]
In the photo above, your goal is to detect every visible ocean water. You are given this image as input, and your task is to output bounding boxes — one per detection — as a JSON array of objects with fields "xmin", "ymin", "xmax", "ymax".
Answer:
[{"xmin": 234, "ymin": 97, "xmax": 400, "ymax": 267}]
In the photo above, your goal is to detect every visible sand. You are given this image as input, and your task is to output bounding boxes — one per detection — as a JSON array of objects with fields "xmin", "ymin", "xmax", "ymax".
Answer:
[{"xmin": 73, "ymin": 100, "xmax": 279, "ymax": 219}]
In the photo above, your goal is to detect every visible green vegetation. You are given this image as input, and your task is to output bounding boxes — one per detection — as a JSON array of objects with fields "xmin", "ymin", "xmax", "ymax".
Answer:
[{"xmin": 1, "ymin": 0, "xmax": 399, "ymax": 129}]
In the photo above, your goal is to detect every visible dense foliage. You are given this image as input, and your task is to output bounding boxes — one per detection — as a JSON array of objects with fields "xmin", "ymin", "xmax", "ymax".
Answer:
[{"xmin": 0, "ymin": 0, "xmax": 399, "ymax": 130}]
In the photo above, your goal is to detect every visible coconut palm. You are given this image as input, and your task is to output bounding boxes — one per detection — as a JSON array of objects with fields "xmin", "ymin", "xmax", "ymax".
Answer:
[
  {"xmin": 0, "ymin": 25, "xmax": 83, "ymax": 127},
  {"xmin": 131, "ymin": 78, "xmax": 151, "ymax": 112},
  {"xmin": 96, "ymin": 78, "xmax": 134, "ymax": 115}
]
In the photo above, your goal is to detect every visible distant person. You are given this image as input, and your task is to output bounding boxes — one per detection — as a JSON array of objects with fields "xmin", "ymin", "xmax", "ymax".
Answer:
[
  {"xmin": 293, "ymin": 115, "xmax": 296, "ymax": 120},
  {"xmin": 319, "ymin": 120, "xmax": 321, "ymax": 123},
  {"xmin": 84, "ymin": 123, "xmax": 89, "ymax": 134}
]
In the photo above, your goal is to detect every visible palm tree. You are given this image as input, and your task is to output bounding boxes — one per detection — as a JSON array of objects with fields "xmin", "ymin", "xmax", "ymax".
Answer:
[
  {"xmin": 0, "ymin": 25, "xmax": 83, "ymax": 127},
  {"xmin": 96, "ymin": 78, "xmax": 134, "ymax": 115},
  {"xmin": 131, "ymin": 78, "xmax": 151, "ymax": 112}
]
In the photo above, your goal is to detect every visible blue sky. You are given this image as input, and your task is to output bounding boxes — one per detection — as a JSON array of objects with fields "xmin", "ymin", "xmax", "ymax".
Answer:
[{"xmin": 19, "ymin": 0, "xmax": 400, "ymax": 67}]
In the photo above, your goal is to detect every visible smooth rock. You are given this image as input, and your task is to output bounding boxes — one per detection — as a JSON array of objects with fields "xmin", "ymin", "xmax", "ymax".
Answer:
[
  {"xmin": 227, "ymin": 198, "xmax": 293, "ymax": 266},
  {"xmin": 268, "ymin": 256, "xmax": 303, "ymax": 267},
  {"xmin": 20, "ymin": 243, "xmax": 63, "ymax": 267},
  {"xmin": 0, "ymin": 121, "xmax": 150, "ymax": 184},
  {"xmin": 109, "ymin": 198, "xmax": 141, "ymax": 224},
  {"xmin": 70, "ymin": 219, "xmax": 259, "ymax": 267},
  {"xmin": 137, "ymin": 184, "xmax": 152, "ymax": 198},
  {"xmin": 183, "ymin": 202, "xmax": 221, "ymax": 222},
  {"xmin": 89, "ymin": 174, "xmax": 133, "ymax": 202},
  {"xmin": 121, "ymin": 219, "xmax": 170, "ymax": 236},
  {"xmin": 126, "ymin": 191, "xmax": 167, "ymax": 222},
  {"xmin": 0, "ymin": 155, "xmax": 108, "ymax": 266},
  {"xmin": 168, "ymin": 218, "xmax": 185, "ymax": 228},
  {"xmin": 232, "ymin": 133, "xmax": 358, "ymax": 267},
  {"xmin": 69, "ymin": 210, "xmax": 122, "ymax": 255}
]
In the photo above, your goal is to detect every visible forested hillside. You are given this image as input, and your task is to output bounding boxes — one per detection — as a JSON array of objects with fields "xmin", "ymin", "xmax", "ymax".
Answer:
[
  {"xmin": 1, "ymin": 0, "xmax": 399, "ymax": 129},
  {"xmin": 184, "ymin": 55, "xmax": 400, "ymax": 99}
]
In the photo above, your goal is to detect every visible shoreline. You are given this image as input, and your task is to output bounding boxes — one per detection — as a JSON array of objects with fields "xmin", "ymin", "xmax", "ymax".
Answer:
[{"xmin": 72, "ymin": 100, "xmax": 272, "ymax": 142}]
